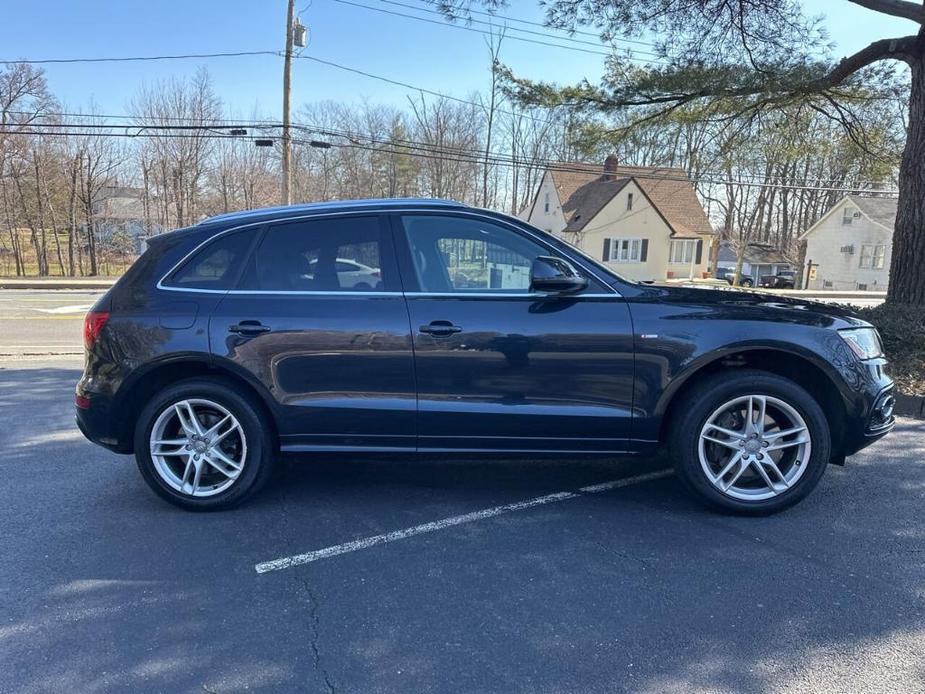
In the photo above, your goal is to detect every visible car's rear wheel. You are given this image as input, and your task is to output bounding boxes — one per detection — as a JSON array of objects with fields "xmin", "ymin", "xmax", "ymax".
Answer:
[
  {"xmin": 740, "ymin": 278, "xmax": 754, "ymax": 287},
  {"xmin": 670, "ymin": 370, "xmax": 831, "ymax": 515},
  {"xmin": 134, "ymin": 379, "xmax": 274, "ymax": 510}
]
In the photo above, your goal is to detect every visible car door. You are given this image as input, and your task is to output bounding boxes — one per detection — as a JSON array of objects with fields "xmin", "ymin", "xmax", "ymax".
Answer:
[
  {"xmin": 392, "ymin": 211, "xmax": 636, "ymax": 453},
  {"xmin": 209, "ymin": 213, "xmax": 416, "ymax": 452}
]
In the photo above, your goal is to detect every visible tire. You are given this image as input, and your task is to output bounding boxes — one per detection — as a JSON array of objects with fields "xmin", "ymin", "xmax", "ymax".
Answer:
[
  {"xmin": 134, "ymin": 379, "xmax": 275, "ymax": 510},
  {"xmin": 741, "ymin": 278, "xmax": 753, "ymax": 287},
  {"xmin": 669, "ymin": 369, "xmax": 831, "ymax": 515}
]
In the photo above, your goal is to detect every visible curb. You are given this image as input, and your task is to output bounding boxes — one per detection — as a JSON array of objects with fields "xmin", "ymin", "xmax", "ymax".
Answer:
[
  {"xmin": 894, "ymin": 393, "xmax": 925, "ymax": 420},
  {"xmin": 0, "ymin": 279, "xmax": 116, "ymax": 290}
]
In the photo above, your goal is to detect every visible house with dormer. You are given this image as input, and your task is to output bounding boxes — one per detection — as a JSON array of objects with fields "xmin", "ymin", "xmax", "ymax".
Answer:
[{"xmin": 525, "ymin": 156, "xmax": 715, "ymax": 282}]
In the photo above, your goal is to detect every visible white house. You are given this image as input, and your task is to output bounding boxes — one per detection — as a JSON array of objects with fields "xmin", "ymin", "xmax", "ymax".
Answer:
[
  {"xmin": 799, "ymin": 195, "xmax": 896, "ymax": 291},
  {"xmin": 525, "ymin": 156, "xmax": 715, "ymax": 282}
]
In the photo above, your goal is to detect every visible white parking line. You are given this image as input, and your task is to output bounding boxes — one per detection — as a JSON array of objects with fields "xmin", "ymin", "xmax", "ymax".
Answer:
[{"xmin": 255, "ymin": 468, "xmax": 672, "ymax": 574}]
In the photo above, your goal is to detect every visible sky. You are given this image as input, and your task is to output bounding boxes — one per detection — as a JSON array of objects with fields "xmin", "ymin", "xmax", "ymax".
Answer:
[{"xmin": 0, "ymin": 0, "xmax": 915, "ymax": 120}]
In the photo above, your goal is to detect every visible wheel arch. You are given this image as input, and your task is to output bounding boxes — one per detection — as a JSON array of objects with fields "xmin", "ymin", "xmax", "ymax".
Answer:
[
  {"xmin": 113, "ymin": 354, "xmax": 279, "ymax": 454},
  {"xmin": 656, "ymin": 346, "xmax": 848, "ymax": 462}
]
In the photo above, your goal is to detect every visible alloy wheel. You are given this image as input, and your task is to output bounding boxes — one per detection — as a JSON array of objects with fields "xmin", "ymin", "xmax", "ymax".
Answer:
[
  {"xmin": 149, "ymin": 398, "xmax": 247, "ymax": 497},
  {"xmin": 698, "ymin": 394, "xmax": 812, "ymax": 501}
]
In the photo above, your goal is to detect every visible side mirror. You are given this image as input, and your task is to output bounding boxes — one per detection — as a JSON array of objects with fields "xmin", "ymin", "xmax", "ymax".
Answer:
[{"xmin": 529, "ymin": 256, "xmax": 589, "ymax": 294}]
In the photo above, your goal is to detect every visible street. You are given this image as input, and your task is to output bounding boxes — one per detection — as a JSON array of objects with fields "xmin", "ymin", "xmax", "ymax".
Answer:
[
  {"xmin": 0, "ymin": 290, "xmax": 100, "ymax": 355},
  {"xmin": 0, "ymin": 332, "xmax": 923, "ymax": 691}
]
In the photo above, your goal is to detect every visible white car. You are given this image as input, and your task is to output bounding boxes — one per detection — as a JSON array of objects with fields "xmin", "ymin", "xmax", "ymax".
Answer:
[{"xmin": 308, "ymin": 257, "xmax": 381, "ymax": 290}]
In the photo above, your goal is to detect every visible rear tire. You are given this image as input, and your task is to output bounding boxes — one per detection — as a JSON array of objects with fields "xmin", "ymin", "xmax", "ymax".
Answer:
[
  {"xmin": 669, "ymin": 369, "xmax": 831, "ymax": 515},
  {"xmin": 134, "ymin": 379, "xmax": 275, "ymax": 510}
]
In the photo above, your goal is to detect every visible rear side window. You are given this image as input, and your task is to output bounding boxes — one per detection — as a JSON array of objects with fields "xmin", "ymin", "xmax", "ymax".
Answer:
[
  {"xmin": 164, "ymin": 230, "xmax": 253, "ymax": 290},
  {"xmin": 239, "ymin": 215, "xmax": 389, "ymax": 292}
]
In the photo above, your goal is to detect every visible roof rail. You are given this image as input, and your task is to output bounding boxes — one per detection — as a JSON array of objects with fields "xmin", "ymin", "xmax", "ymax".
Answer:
[{"xmin": 200, "ymin": 197, "xmax": 466, "ymax": 225}]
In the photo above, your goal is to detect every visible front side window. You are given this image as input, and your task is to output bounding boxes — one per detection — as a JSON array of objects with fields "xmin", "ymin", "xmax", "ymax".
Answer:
[
  {"xmin": 400, "ymin": 214, "xmax": 593, "ymax": 294},
  {"xmin": 165, "ymin": 230, "xmax": 254, "ymax": 290},
  {"xmin": 669, "ymin": 239, "xmax": 697, "ymax": 264},
  {"xmin": 239, "ymin": 215, "xmax": 386, "ymax": 291}
]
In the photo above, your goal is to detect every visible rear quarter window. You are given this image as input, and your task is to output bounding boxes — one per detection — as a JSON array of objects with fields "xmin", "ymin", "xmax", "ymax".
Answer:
[{"xmin": 163, "ymin": 230, "xmax": 255, "ymax": 290}]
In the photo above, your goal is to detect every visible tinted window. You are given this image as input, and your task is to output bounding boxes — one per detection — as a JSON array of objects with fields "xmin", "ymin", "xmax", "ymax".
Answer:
[
  {"xmin": 240, "ymin": 216, "xmax": 385, "ymax": 292},
  {"xmin": 400, "ymin": 215, "xmax": 562, "ymax": 293},
  {"xmin": 165, "ymin": 230, "xmax": 253, "ymax": 290}
]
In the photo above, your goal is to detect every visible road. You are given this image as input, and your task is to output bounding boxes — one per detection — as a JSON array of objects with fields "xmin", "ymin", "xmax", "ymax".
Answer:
[
  {"xmin": 0, "ymin": 354, "xmax": 923, "ymax": 693},
  {"xmin": 0, "ymin": 290, "xmax": 101, "ymax": 355}
]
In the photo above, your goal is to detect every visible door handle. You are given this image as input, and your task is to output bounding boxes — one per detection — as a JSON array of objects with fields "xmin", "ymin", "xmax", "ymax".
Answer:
[
  {"xmin": 419, "ymin": 320, "xmax": 462, "ymax": 336},
  {"xmin": 229, "ymin": 321, "xmax": 271, "ymax": 336}
]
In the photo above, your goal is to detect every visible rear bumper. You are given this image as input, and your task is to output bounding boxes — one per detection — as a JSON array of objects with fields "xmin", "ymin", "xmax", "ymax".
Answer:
[{"xmin": 75, "ymin": 391, "xmax": 131, "ymax": 454}]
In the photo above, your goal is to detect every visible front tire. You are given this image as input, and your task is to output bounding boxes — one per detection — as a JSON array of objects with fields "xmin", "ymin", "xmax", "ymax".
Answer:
[
  {"xmin": 134, "ymin": 379, "xmax": 274, "ymax": 510},
  {"xmin": 669, "ymin": 370, "xmax": 831, "ymax": 515}
]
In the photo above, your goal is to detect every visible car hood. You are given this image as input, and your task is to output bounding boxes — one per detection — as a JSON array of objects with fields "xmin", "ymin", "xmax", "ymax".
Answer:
[{"xmin": 644, "ymin": 284, "xmax": 871, "ymax": 329}]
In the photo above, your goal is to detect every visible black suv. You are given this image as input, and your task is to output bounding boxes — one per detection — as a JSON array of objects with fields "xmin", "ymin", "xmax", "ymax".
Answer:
[{"xmin": 76, "ymin": 199, "xmax": 895, "ymax": 514}]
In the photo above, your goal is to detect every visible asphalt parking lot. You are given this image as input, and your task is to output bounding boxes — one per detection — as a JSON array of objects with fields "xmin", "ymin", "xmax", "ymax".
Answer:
[{"xmin": 1, "ymin": 356, "xmax": 924, "ymax": 693}]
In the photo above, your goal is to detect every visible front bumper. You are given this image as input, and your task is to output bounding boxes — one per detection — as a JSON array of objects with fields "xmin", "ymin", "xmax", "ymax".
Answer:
[{"xmin": 842, "ymin": 383, "xmax": 895, "ymax": 457}]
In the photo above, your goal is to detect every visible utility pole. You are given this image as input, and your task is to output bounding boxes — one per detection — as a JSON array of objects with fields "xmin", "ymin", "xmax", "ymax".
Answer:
[{"xmin": 281, "ymin": 0, "xmax": 295, "ymax": 205}]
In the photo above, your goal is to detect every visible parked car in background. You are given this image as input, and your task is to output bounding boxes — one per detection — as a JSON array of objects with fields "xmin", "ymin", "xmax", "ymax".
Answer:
[
  {"xmin": 716, "ymin": 267, "xmax": 754, "ymax": 287},
  {"xmin": 76, "ymin": 199, "xmax": 895, "ymax": 516},
  {"xmin": 759, "ymin": 270, "xmax": 796, "ymax": 289}
]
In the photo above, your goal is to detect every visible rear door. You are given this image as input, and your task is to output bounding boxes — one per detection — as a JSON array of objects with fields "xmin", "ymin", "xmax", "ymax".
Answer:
[
  {"xmin": 209, "ymin": 213, "xmax": 416, "ymax": 452},
  {"xmin": 393, "ymin": 212, "xmax": 636, "ymax": 453}
]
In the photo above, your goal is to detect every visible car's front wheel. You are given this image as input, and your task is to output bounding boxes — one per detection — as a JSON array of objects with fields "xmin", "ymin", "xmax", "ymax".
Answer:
[
  {"xmin": 670, "ymin": 370, "xmax": 831, "ymax": 514},
  {"xmin": 134, "ymin": 379, "xmax": 274, "ymax": 510}
]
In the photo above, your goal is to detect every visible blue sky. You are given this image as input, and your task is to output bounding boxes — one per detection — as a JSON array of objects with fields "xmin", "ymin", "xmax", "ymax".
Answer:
[{"xmin": 0, "ymin": 0, "xmax": 914, "ymax": 119}]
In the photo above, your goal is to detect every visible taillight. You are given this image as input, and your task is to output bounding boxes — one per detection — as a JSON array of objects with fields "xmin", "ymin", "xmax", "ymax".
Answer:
[{"xmin": 83, "ymin": 310, "xmax": 110, "ymax": 350}]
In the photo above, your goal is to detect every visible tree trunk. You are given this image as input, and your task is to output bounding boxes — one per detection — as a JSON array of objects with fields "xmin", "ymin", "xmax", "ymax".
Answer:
[{"xmin": 887, "ymin": 48, "xmax": 925, "ymax": 305}]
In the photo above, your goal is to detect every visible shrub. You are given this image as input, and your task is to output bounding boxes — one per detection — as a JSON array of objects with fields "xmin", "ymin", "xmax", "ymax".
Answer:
[{"xmin": 853, "ymin": 303, "xmax": 925, "ymax": 397}]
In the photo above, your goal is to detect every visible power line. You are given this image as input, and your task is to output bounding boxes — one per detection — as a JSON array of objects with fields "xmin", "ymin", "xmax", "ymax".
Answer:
[
  {"xmin": 405, "ymin": 0, "xmax": 654, "ymax": 47},
  {"xmin": 294, "ymin": 54, "xmax": 566, "ymax": 126},
  {"xmin": 2, "ymin": 122, "xmax": 898, "ymax": 195},
  {"xmin": 332, "ymin": 0, "xmax": 618, "ymax": 58},
  {"xmin": 8, "ymin": 112, "xmax": 898, "ymax": 191},
  {"xmin": 0, "ymin": 50, "xmax": 279, "ymax": 65},
  {"xmin": 367, "ymin": 0, "xmax": 664, "ymax": 58}
]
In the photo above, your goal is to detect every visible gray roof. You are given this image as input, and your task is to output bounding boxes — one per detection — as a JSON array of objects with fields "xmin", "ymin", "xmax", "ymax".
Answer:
[
  {"xmin": 848, "ymin": 195, "xmax": 897, "ymax": 229},
  {"xmin": 719, "ymin": 241, "xmax": 791, "ymax": 265}
]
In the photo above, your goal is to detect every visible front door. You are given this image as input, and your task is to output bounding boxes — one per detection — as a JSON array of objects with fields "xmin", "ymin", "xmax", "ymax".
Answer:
[
  {"xmin": 209, "ymin": 213, "xmax": 416, "ymax": 452},
  {"xmin": 393, "ymin": 212, "xmax": 636, "ymax": 453}
]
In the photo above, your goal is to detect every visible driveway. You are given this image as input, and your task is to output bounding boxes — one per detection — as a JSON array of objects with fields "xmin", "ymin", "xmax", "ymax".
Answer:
[{"xmin": 1, "ymin": 357, "xmax": 923, "ymax": 693}]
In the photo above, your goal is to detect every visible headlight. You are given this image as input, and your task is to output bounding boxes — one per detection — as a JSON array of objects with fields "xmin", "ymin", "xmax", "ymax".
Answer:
[{"xmin": 839, "ymin": 327, "xmax": 884, "ymax": 360}]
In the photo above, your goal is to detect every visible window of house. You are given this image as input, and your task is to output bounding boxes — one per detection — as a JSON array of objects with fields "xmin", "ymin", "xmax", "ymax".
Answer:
[
  {"xmin": 626, "ymin": 193, "xmax": 634, "ymax": 211},
  {"xmin": 859, "ymin": 244, "xmax": 886, "ymax": 269},
  {"xmin": 842, "ymin": 206, "xmax": 855, "ymax": 225},
  {"xmin": 544, "ymin": 192, "xmax": 551, "ymax": 213},
  {"xmin": 608, "ymin": 238, "xmax": 644, "ymax": 263},
  {"xmin": 669, "ymin": 239, "xmax": 697, "ymax": 264}
]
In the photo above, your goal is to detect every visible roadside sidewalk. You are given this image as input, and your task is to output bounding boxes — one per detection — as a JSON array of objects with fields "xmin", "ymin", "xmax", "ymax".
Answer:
[{"xmin": 0, "ymin": 277, "xmax": 117, "ymax": 290}]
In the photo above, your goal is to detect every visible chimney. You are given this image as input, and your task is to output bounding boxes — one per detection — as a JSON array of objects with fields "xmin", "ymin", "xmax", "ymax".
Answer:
[{"xmin": 603, "ymin": 154, "xmax": 619, "ymax": 181}]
